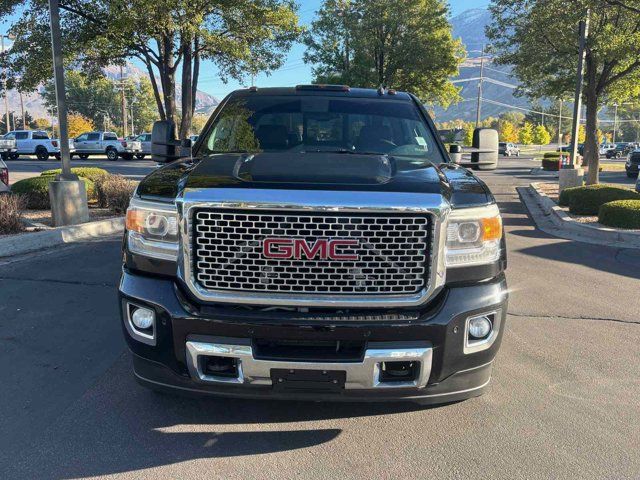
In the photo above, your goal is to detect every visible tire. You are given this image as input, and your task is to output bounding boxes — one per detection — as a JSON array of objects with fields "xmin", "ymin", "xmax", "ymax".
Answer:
[
  {"xmin": 79, "ymin": 154, "xmax": 89, "ymax": 160},
  {"xmin": 135, "ymin": 154, "xmax": 146, "ymax": 160},
  {"xmin": 106, "ymin": 147, "xmax": 118, "ymax": 161},
  {"xmin": 9, "ymin": 153, "xmax": 19, "ymax": 160},
  {"xmin": 54, "ymin": 153, "xmax": 61, "ymax": 161},
  {"xmin": 35, "ymin": 147, "xmax": 49, "ymax": 161},
  {"xmin": 122, "ymin": 153, "xmax": 133, "ymax": 161}
]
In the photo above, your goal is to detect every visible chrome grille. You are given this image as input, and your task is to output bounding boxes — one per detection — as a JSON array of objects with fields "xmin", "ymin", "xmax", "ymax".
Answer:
[{"xmin": 193, "ymin": 210, "xmax": 431, "ymax": 295}]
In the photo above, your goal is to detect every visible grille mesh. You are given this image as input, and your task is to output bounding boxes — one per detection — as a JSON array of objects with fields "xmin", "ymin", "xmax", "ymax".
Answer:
[{"xmin": 193, "ymin": 210, "xmax": 431, "ymax": 295}]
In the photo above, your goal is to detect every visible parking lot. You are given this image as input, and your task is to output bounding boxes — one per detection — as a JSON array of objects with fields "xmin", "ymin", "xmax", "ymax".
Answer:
[{"xmin": 1, "ymin": 157, "xmax": 639, "ymax": 479}]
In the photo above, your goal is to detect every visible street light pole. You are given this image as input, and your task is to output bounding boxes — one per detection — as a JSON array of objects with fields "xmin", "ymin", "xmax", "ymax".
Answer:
[
  {"xmin": 612, "ymin": 103, "xmax": 618, "ymax": 144},
  {"xmin": 569, "ymin": 16, "xmax": 589, "ymax": 167},
  {"xmin": 47, "ymin": 0, "xmax": 89, "ymax": 226},
  {"xmin": 1, "ymin": 35, "xmax": 10, "ymax": 134},
  {"xmin": 557, "ymin": 99, "xmax": 563, "ymax": 147}
]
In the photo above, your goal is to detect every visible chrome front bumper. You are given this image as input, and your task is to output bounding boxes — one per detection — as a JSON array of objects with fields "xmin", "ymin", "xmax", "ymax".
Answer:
[{"xmin": 185, "ymin": 340, "xmax": 433, "ymax": 390}]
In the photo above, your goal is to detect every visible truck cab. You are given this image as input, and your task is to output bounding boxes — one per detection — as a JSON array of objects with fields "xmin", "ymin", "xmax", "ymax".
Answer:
[
  {"xmin": 73, "ymin": 131, "xmax": 142, "ymax": 161},
  {"xmin": 119, "ymin": 85, "xmax": 508, "ymax": 404}
]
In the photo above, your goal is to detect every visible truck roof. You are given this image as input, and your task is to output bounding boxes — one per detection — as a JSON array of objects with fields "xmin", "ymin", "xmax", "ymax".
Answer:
[{"xmin": 228, "ymin": 85, "xmax": 414, "ymax": 102}]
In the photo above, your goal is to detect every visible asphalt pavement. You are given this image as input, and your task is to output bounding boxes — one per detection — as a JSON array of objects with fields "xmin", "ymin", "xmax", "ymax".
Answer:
[{"xmin": 1, "ymin": 157, "xmax": 639, "ymax": 479}]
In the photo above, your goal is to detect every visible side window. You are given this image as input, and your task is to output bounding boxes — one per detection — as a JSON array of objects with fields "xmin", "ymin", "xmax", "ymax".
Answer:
[
  {"xmin": 32, "ymin": 131, "xmax": 49, "ymax": 140},
  {"xmin": 76, "ymin": 134, "xmax": 88, "ymax": 141},
  {"xmin": 15, "ymin": 132, "xmax": 29, "ymax": 140},
  {"xmin": 4, "ymin": 133, "xmax": 15, "ymax": 140},
  {"xmin": 87, "ymin": 133, "xmax": 100, "ymax": 141},
  {"xmin": 103, "ymin": 133, "xmax": 118, "ymax": 141},
  {"xmin": 145, "ymin": 134, "xmax": 152, "ymax": 142}
]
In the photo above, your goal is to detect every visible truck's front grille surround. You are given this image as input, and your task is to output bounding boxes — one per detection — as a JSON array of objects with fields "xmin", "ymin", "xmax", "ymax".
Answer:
[{"xmin": 192, "ymin": 210, "xmax": 432, "ymax": 295}]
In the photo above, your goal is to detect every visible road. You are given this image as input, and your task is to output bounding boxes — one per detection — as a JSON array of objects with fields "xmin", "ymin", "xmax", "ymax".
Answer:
[{"xmin": 1, "ymin": 157, "xmax": 639, "ymax": 479}]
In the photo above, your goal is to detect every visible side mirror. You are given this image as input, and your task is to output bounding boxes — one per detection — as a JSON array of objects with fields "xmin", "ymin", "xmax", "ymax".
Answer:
[
  {"xmin": 448, "ymin": 144, "xmax": 463, "ymax": 163},
  {"xmin": 151, "ymin": 120, "xmax": 182, "ymax": 163},
  {"xmin": 471, "ymin": 128, "xmax": 498, "ymax": 170},
  {"xmin": 181, "ymin": 138, "xmax": 192, "ymax": 149}
]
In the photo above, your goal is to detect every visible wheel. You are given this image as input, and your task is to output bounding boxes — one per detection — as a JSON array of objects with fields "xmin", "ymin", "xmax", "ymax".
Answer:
[
  {"xmin": 516, "ymin": 151, "xmax": 520, "ymax": 157},
  {"xmin": 9, "ymin": 152, "xmax": 19, "ymax": 160},
  {"xmin": 135, "ymin": 154, "xmax": 146, "ymax": 160},
  {"xmin": 106, "ymin": 147, "xmax": 118, "ymax": 161},
  {"xmin": 54, "ymin": 153, "xmax": 61, "ymax": 160},
  {"xmin": 79, "ymin": 154, "xmax": 89, "ymax": 160},
  {"xmin": 35, "ymin": 147, "xmax": 49, "ymax": 161},
  {"xmin": 122, "ymin": 153, "xmax": 134, "ymax": 161}
]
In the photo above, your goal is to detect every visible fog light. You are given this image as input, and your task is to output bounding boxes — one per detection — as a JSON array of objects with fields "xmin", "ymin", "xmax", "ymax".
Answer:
[
  {"xmin": 468, "ymin": 315, "xmax": 492, "ymax": 339},
  {"xmin": 131, "ymin": 307, "xmax": 155, "ymax": 330}
]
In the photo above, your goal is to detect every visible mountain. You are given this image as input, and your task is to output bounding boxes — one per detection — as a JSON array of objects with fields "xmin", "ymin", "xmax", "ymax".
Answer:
[
  {"xmin": 3, "ymin": 62, "xmax": 219, "ymax": 121},
  {"xmin": 435, "ymin": 8, "xmax": 530, "ymax": 122}
]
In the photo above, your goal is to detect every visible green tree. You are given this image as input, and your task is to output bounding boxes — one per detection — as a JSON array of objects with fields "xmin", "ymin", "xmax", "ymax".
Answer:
[
  {"xmin": 518, "ymin": 122, "xmax": 534, "ymax": 145},
  {"xmin": 304, "ymin": 0, "xmax": 464, "ymax": 107},
  {"xmin": 488, "ymin": 0, "xmax": 640, "ymax": 184},
  {"xmin": 499, "ymin": 111, "xmax": 525, "ymax": 127},
  {"xmin": 532, "ymin": 124, "xmax": 551, "ymax": 145},
  {"xmin": 2, "ymin": 0, "xmax": 301, "ymax": 138}
]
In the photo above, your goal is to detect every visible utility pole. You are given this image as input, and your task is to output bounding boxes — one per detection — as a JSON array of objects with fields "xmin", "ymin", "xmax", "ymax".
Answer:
[
  {"xmin": 19, "ymin": 89, "xmax": 25, "ymax": 129},
  {"xmin": 612, "ymin": 103, "xmax": 618, "ymax": 144},
  {"xmin": 1, "ymin": 35, "xmax": 10, "ymax": 134},
  {"xmin": 47, "ymin": 0, "xmax": 89, "ymax": 226},
  {"xmin": 557, "ymin": 99, "xmax": 563, "ymax": 147},
  {"xmin": 569, "ymin": 15, "xmax": 589, "ymax": 168},
  {"xmin": 120, "ymin": 65, "xmax": 127, "ymax": 137},
  {"xmin": 475, "ymin": 45, "xmax": 485, "ymax": 127},
  {"xmin": 130, "ymin": 102, "xmax": 135, "ymax": 136}
]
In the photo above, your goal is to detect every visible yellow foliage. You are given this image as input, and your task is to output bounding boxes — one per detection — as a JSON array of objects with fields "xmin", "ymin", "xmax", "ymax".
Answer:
[{"xmin": 67, "ymin": 113, "xmax": 95, "ymax": 138}]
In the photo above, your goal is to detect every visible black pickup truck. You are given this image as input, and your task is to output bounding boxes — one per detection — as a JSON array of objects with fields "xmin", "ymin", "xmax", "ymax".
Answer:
[{"xmin": 119, "ymin": 85, "xmax": 508, "ymax": 404}]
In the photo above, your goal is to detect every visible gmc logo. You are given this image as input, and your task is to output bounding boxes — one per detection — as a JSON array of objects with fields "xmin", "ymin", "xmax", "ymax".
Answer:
[{"xmin": 263, "ymin": 238, "xmax": 359, "ymax": 261}]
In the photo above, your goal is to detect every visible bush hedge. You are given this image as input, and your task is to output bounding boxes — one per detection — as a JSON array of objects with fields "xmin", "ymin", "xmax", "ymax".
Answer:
[
  {"xmin": 542, "ymin": 158, "xmax": 561, "ymax": 171},
  {"xmin": 11, "ymin": 176, "xmax": 95, "ymax": 209},
  {"xmin": 0, "ymin": 193, "xmax": 26, "ymax": 234},
  {"xmin": 40, "ymin": 167, "xmax": 108, "ymax": 183},
  {"xmin": 565, "ymin": 184, "xmax": 640, "ymax": 215},
  {"xmin": 558, "ymin": 185, "xmax": 583, "ymax": 207},
  {"xmin": 96, "ymin": 175, "xmax": 137, "ymax": 213},
  {"xmin": 598, "ymin": 200, "xmax": 640, "ymax": 229}
]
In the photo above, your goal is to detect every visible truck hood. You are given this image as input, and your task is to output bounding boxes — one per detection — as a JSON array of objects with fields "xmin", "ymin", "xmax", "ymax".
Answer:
[{"xmin": 136, "ymin": 153, "xmax": 493, "ymax": 208}]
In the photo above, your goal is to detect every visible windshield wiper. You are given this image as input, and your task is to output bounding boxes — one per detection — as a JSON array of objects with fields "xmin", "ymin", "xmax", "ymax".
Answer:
[{"xmin": 303, "ymin": 148, "xmax": 388, "ymax": 156}]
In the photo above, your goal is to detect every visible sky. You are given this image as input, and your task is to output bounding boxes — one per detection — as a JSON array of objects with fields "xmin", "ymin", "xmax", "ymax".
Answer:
[{"xmin": 0, "ymin": 0, "xmax": 490, "ymax": 99}]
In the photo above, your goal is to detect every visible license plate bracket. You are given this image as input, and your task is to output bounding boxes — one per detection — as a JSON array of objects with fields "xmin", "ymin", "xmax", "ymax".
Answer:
[{"xmin": 271, "ymin": 368, "xmax": 346, "ymax": 392}]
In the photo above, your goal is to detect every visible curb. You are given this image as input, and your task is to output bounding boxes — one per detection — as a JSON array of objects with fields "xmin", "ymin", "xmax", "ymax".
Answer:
[
  {"xmin": 0, "ymin": 216, "xmax": 125, "ymax": 258},
  {"xmin": 518, "ymin": 183, "xmax": 640, "ymax": 249}
]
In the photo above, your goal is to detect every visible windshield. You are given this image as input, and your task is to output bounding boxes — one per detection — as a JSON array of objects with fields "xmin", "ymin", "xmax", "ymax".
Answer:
[{"xmin": 200, "ymin": 95, "xmax": 445, "ymax": 163}]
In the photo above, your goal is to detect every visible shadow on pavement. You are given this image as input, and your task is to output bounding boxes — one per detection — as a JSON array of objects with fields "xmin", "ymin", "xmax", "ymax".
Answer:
[{"xmin": 2, "ymin": 354, "xmax": 435, "ymax": 479}]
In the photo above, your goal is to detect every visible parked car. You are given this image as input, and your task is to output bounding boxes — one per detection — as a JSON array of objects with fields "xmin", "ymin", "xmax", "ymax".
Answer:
[
  {"xmin": 605, "ymin": 143, "xmax": 631, "ymax": 159},
  {"xmin": 119, "ymin": 85, "xmax": 508, "ymax": 404},
  {"xmin": 73, "ymin": 131, "xmax": 142, "ymax": 160},
  {"xmin": 2, "ymin": 130, "xmax": 75, "ymax": 161},
  {"xmin": 0, "ymin": 136, "xmax": 16, "ymax": 160},
  {"xmin": 498, "ymin": 142, "xmax": 520, "ymax": 156},
  {"xmin": 134, "ymin": 133, "xmax": 152, "ymax": 159},
  {"xmin": 0, "ymin": 156, "xmax": 9, "ymax": 193},
  {"xmin": 625, "ymin": 150, "xmax": 640, "ymax": 178},
  {"xmin": 599, "ymin": 143, "xmax": 616, "ymax": 156},
  {"xmin": 560, "ymin": 143, "xmax": 585, "ymax": 155}
]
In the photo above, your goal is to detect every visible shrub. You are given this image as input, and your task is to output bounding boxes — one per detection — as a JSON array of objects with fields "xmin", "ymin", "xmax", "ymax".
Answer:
[
  {"xmin": 558, "ymin": 185, "xmax": 584, "ymax": 207},
  {"xmin": 97, "ymin": 175, "xmax": 137, "ymax": 213},
  {"xmin": 0, "ymin": 194, "xmax": 26, "ymax": 234},
  {"xmin": 11, "ymin": 176, "xmax": 94, "ymax": 209},
  {"xmin": 542, "ymin": 158, "xmax": 561, "ymax": 171},
  {"xmin": 598, "ymin": 200, "xmax": 640, "ymax": 229},
  {"xmin": 40, "ymin": 167, "xmax": 108, "ymax": 183},
  {"xmin": 567, "ymin": 184, "xmax": 640, "ymax": 215}
]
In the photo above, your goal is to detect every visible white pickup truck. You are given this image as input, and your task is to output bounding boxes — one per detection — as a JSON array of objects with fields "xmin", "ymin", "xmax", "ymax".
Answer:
[
  {"xmin": 3, "ymin": 130, "xmax": 75, "ymax": 161},
  {"xmin": 73, "ymin": 131, "xmax": 142, "ymax": 161}
]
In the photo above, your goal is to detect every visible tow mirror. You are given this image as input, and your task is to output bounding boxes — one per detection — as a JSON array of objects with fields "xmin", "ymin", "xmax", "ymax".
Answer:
[
  {"xmin": 449, "ymin": 144, "xmax": 463, "ymax": 163},
  {"xmin": 151, "ymin": 120, "xmax": 184, "ymax": 163},
  {"xmin": 471, "ymin": 128, "xmax": 498, "ymax": 170}
]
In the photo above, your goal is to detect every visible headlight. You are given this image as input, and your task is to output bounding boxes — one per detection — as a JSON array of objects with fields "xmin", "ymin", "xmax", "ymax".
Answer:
[
  {"xmin": 125, "ymin": 197, "xmax": 179, "ymax": 261},
  {"xmin": 445, "ymin": 204, "xmax": 502, "ymax": 267}
]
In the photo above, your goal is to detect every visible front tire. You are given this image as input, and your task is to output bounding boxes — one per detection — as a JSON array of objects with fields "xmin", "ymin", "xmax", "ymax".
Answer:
[
  {"xmin": 106, "ymin": 148, "xmax": 118, "ymax": 161},
  {"xmin": 135, "ymin": 154, "xmax": 146, "ymax": 160},
  {"xmin": 35, "ymin": 147, "xmax": 49, "ymax": 161},
  {"xmin": 79, "ymin": 153, "xmax": 89, "ymax": 160}
]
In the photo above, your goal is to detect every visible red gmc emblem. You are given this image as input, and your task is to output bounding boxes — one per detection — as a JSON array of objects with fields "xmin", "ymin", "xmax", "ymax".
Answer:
[{"xmin": 263, "ymin": 238, "xmax": 359, "ymax": 261}]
